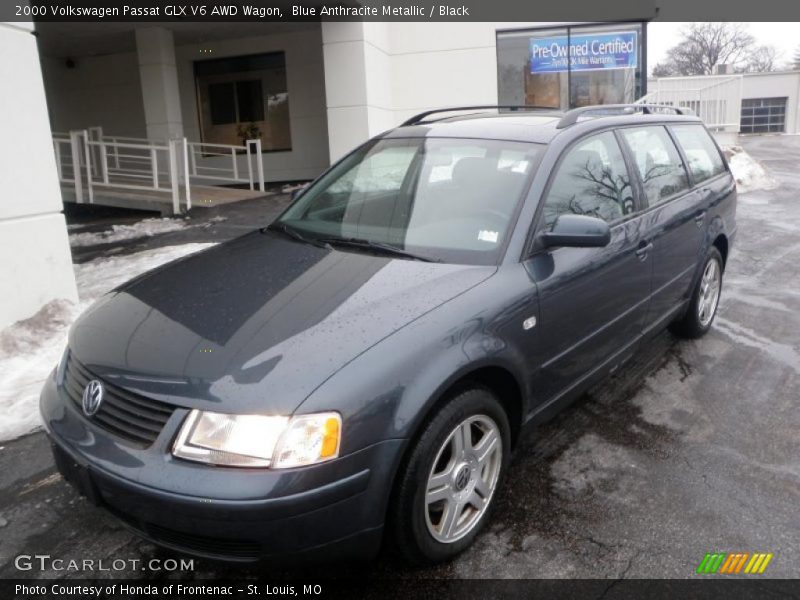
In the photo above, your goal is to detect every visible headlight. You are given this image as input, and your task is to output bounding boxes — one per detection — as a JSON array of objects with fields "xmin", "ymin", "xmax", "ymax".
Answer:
[
  {"xmin": 271, "ymin": 412, "xmax": 342, "ymax": 469},
  {"xmin": 172, "ymin": 410, "xmax": 341, "ymax": 469}
]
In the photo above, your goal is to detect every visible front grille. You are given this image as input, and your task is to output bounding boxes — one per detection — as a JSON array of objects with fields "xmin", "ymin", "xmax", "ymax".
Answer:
[{"xmin": 63, "ymin": 354, "xmax": 175, "ymax": 447}]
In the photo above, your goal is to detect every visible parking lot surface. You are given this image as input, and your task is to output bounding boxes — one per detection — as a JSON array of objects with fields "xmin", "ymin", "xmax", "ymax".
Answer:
[{"xmin": 1, "ymin": 136, "xmax": 799, "ymax": 580}]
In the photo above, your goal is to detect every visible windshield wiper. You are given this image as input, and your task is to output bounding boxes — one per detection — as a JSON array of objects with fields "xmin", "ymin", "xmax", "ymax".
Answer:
[
  {"xmin": 317, "ymin": 237, "xmax": 440, "ymax": 263},
  {"xmin": 264, "ymin": 223, "xmax": 332, "ymax": 250}
]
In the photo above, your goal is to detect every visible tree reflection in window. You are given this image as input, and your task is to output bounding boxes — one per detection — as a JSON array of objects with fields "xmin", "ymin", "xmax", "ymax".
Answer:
[
  {"xmin": 544, "ymin": 132, "xmax": 633, "ymax": 228},
  {"xmin": 621, "ymin": 126, "xmax": 688, "ymax": 206}
]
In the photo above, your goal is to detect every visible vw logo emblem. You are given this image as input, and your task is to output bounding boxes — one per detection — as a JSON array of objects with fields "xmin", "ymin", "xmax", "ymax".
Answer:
[
  {"xmin": 82, "ymin": 380, "xmax": 104, "ymax": 417},
  {"xmin": 454, "ymin": 465, "xmax": 471, "ymax": 491}
]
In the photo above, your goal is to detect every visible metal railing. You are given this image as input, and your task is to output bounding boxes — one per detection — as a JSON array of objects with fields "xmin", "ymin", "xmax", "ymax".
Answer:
[
  {"xmin": 187, "ymin": 140, "xmax": 265, "ymax": 192},
  {"xmin": 95, "ymin": 131, "xmax": 264, "ymax": 191},
  {"xmin": 52, "ymin": 128, "xmax": 266, "ymax": 214},
  {"xmin": 87, "ymin": 138, "xmax": 188, "ymax": 212},
  {"xmin": 639, "ymin": 75, "xmax": 743, "ymax": 132},
  {"xmin": 52, "ymin": 134, "xmax": 76, "ymax": 183}
]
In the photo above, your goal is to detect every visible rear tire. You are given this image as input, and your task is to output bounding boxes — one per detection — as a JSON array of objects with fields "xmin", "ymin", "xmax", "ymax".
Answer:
[
  {"xmin": 670, "ymin": 246, "xmax": 724, "ymax": 339},
  {"xmin": 390, "ymin": 387, "xmax": 510, "ymax": 565}
]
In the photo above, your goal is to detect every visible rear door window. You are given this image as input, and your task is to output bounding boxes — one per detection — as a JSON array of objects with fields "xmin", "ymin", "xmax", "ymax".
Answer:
[
  {"xmin": 543, "ymin": 131, "xmax": 634, "ymax": 228},
  {"xmin": 670, "ymin": 125, "xmax": 726, "ymax": 183},
  {"xmin": 620, "ymin": 126, "xmax": 689, "ymax": 207}
]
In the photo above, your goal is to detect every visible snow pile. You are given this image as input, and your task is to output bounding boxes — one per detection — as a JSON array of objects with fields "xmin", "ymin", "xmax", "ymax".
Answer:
[
  {"xmin": 201, "ymin": 215, "xmax": 228, "ymax": 228},
  {"xmin": 0, "ymin": 243, "xmax": 214, "ymax": 442},
  {"xmin": 281, "ymin": 182, "xmax": 308, "ymax": 194},
  {"xmin": 0, "ymin": 301, "xmax": 75, "ymax": 441},
  {"xmin": 725, "ymin": 146, "xmax": 778, "ymax": 194},
  {"xmin": 69, "ymin": 217, "xmax": 189, "ymax": 247}
]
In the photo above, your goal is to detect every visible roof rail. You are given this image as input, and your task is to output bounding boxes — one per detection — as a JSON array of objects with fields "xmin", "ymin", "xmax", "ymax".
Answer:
[
  {"xmin": 556, "ymin": 104, "xmax": 694, "ymax": 129},
  {"xmin": 400, "ymin": 105, "xmax": 560, "ymax": 127}
]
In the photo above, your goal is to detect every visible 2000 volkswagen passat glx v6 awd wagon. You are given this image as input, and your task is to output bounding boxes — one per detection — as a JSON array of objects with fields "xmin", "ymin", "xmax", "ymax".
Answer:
[{"xmin": 42, "ymin": 104, "xmax": 736, "ymax": 565}]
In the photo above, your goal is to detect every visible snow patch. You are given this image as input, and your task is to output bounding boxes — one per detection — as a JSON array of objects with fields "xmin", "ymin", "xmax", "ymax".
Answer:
[
  {"xmin": 281, "ymin": 182, "xmax": 308, "ymax": 194},
  {"xmin": 69, "ymin": 217, "xmax": 189, "ymax": 248},
  {"xmin": 0, "ymin": 243, "xmax": 214, "ymax": 442},
  {"xmin": 724, "ymin": 146, "xmax": 778, "ymax": 194},
  {"xmin": 201, "ymin": 215, "xmax": 228, "ymax": 228}
]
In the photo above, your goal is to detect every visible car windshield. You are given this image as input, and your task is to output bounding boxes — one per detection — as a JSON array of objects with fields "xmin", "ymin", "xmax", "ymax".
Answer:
[{"xmin": 275, "ymin": 137, "xmax": 543, "ymax": 264}]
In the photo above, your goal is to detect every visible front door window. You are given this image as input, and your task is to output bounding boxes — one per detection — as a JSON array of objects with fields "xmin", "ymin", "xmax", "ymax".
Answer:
[{"xmin": 542, "ymin": 131, "xmax": 634, "ymax": 228}]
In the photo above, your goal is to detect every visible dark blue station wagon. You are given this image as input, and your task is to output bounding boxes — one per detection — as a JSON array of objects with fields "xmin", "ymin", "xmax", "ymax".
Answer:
[{"xmin": 42, "ymin": 104, "xmax": 736, "ymax": 565}]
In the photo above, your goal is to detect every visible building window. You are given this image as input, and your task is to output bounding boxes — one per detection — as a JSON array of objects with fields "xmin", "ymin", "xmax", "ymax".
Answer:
[
  {"xmin": 195, "ymin": 52, "xmax": 291, "ymax": 151},
  {"xmin": 740, "ymin": 97, "xmax": 786, "ymax": 134},
  {"xmin": 497, "ymin": 23, "xmax": 645, "ymax": 110}
]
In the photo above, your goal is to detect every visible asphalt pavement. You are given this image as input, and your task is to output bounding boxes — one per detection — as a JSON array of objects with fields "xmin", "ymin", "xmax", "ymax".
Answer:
[{"xmin": 1, "ymin": 136, "xmax": 799, "ymax": 581}]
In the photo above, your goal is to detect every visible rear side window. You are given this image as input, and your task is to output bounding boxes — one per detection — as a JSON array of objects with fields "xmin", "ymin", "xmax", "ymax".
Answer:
[
  {"xmin": 670, "ymin": 125, "xmax": 726, "ymax": 182},
  {"xmin": 543, "ymin": 131, "xmax": 634, "ymax": 228},
  {"xmin": 620, "ymin": 126, "xmax": 689, "ymax": 207}
]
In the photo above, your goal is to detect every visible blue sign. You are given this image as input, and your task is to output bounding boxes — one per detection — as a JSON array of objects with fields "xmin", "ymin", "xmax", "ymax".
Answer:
[{"xmin": 530, "ymin": 31, "xmax": 638, "ymax": 74}]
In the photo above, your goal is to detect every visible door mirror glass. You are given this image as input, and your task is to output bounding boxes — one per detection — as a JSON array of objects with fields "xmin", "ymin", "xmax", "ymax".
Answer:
[{"xmin": 541, "ymin": 214, "xmax": 611, "ymax": 248}]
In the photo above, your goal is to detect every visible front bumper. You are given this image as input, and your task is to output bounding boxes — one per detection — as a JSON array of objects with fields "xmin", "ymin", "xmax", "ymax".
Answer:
[{"xmin": 41, "ymin": 376, "xmax": 403, "ymax": 563}]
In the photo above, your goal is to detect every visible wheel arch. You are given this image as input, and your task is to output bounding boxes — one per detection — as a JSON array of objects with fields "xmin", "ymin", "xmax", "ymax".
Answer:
[
  {"xmin": 712, "ymin": 233, "xmax": 729, "ymax": 269},
  {"xmin": 386, "ymin": 361, "xmax": 526, "ymax": 510},
  {"xmin": 410, "ymin": 362, "xmax": 526, "ymax": 451},
  {"xmin": 383, "ymin": 361, "xmax": 526, "ymax": 552},
  {"xmin": 705, "ymin": 214, "xmax": 729, "ymax": 269}
]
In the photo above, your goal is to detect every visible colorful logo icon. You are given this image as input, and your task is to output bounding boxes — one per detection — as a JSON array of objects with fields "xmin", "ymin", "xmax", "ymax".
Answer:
[{"xmin": 697, "ymin": 552, "xmax": 774, "ymax": 574}]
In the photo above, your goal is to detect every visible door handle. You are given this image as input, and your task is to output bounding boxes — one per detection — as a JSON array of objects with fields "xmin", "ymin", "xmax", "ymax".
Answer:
[
  {"xmin": 635, "ymin": 241, "xmax": 653, "ymax": 261},
  {"xmin": 694, "ymin": 211, "xmax": 707, "ymax": 227}
]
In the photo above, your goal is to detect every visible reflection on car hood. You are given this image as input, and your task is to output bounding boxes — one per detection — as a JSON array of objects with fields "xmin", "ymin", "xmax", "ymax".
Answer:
[{"xmin": 69, "ymin": 231, "xmax": 496, "ymax": 414}]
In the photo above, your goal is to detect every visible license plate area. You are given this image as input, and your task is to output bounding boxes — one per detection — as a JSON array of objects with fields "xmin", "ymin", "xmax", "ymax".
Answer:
[{"xmin": 51, "ymin": 442, "xmax": 101, "ymax": 506}]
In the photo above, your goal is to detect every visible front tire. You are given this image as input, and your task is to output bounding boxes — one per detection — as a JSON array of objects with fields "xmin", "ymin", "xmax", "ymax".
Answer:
[
  {"xmin": 390, "ymin": 387, "xmax": 510, "ymax": 565},
  {"xmin": 670, "ymin": 246, "xmax": 724, "ymax": 339}
]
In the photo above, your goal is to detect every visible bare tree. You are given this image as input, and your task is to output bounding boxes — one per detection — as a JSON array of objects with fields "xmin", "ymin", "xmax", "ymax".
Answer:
[
  {"xmin": 652, "ymin": 23, "xmax": 777, "ymax": 76},
  {"xmin": 651, "ymin": 62, "xmax": 676, "ymax": 77},
  {"xmin": 738, "ymin": 45, "xmax": 780, "ymax": 73},
  {"xmin": 794, "ymin": 46, "xmax": 800, "ymax": 70}
]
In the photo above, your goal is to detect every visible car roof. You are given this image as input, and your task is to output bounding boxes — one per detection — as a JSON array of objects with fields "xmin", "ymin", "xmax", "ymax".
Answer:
[{"xmin": 381, "ymin": 107, "xmax": 703, "ymax": 145}]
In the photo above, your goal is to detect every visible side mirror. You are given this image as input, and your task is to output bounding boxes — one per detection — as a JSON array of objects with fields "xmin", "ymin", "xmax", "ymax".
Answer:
[{"xmin": 541, "ymin": 214, "xmax": 611, "ymax": 248}]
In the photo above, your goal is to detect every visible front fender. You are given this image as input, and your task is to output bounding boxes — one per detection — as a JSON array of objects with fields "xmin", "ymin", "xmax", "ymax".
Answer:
[{"xmin": 297, "ymin": 267, "xmax": 537, "ymax": 457}]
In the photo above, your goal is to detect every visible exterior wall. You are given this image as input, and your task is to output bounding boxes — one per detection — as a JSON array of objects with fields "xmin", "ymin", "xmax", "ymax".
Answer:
[
  {"xmin": 40, "ymin": 21, "xmax": 661, "ymax": 183},
  {"xmin": 0, "ymin": 22, "xmax": 78, "ymax": 330},
  {"xmin": 41, "ymin": 51, "xmax": 147, "ymax": 137},
  {"xmin": 321, "ymin": 22, "xmax": 644, "ymax": 161},
  {"xmin": 648, "ymin": 71, "xmax": 800, "ymax": 138},
  {"xmin": 175, "ymin": 27, "xmax": 330, "ymax": 182},
  {"xmin": 136, "ymin": 27, "xmax": 184, "ymax": 141},
  {"xmin": 322, "ymin": 22, "xmax": 510, "ymax": 161},
  {"xmin": 741, "ymin": 71, "xmax": 800, "ymax": 134}
]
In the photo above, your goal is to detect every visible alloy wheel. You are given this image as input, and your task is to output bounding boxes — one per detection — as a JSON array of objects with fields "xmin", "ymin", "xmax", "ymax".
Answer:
[
  {"xmin": 697, "ymin": 257, "xmax": 722, "ymax": 327},
  {"xmin": 424, "ymin": 414, "xmax": 502, "ymax": 543}
]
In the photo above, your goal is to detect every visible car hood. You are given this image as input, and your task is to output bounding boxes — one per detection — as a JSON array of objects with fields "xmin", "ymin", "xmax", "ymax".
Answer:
[{"xmin": 69, "ymin": 230, "xmax": 495, "ymax": 414}]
